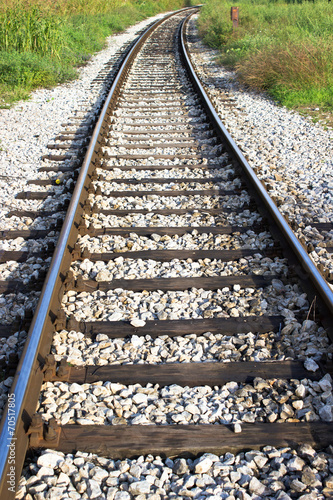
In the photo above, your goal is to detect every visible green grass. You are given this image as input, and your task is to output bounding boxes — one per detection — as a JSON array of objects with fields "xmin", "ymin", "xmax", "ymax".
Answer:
[
  {"xmin": 0, "ymin": 6, "xmax": 64, "ymax": 55},
  {"xmin": 0, "ymin": 0, "xmax": 188, "ymax": 107},
  {"xmin": 197, "ymin": 0, "xmax": 333, "ymax": 115}
]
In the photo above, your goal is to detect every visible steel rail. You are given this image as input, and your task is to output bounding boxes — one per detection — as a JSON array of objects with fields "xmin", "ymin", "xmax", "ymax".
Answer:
[
  {"xmin": 0, "ymin": 8, "xmax": 196, "ymax": 497},
  {"xmin": 180, "ymin": 16, "xmax": 333, "ymax": 324}
]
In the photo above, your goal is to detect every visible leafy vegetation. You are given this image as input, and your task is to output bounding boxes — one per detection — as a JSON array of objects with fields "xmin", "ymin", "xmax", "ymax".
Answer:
[
  {"xmin": 197, "ymin": 0, "xmax": 333, "ymax": 115},
  {"xmin": 0, "ymin": 0, "xmax": 187, "ymax": 107}
]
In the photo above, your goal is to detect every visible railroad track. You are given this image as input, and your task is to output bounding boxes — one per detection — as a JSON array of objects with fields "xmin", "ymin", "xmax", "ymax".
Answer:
[{"xmin": 1, "ymin": 7, "xmax": 333, "ymax": 499}]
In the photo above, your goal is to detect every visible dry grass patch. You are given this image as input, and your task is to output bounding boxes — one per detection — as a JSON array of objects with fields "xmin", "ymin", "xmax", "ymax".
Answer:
[
  {"xmin": 237, "ymin": 40, "xmax": 332, "ymax": 92},
  {"xmin": 198, "ymin": 0, "xmax": 333, "ymax": 116}
]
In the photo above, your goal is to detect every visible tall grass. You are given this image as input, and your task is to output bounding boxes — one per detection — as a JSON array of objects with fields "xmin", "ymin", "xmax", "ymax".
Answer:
[
  {"xmin": 0, "ymin": 6, "xmax": 64, "ymax": 56},
  {"xmin": 0, "ymin": 0, "xmax": 187, "ymax": 106},
  {"xmin": 197, "ymin": 0, "xmax": 333, "ymax": 112}
]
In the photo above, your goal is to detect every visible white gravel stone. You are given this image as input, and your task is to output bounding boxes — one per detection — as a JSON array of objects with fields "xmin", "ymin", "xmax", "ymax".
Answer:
[
  {"xmin": 319, "ymin": 405, "xmax": 333, "ymax": 422},
  {"xmin": 249, "ymin": 476, "xmax": 269, "ymax": 495},
  {"xmin": 37, "ymin": 453, "xmax": 64, "ymax": 469},
  {"xmin": 194, "ymin": 456, "xmax": 214, "ymax": 473},
  {"xmin": 87, "ymin": 478, "xmax": 102, "ymax": 499},
  {"xmin": 69, "ymin": 383, "xmax": 83, "ymax": 394},
  {"xmin": 319, "ymin": 374, "xmax": 332, "ymax": 392},
  {"xmin": 130, "ymin": 319, "xmax": 146, "ymax": 328},
  {"xmin": 304, "ymin": 358, "xmax": 320, "ymax": 372},
  {"xmin": 129, "ymin": 480, "xmax": 151, "ymax": 495}
]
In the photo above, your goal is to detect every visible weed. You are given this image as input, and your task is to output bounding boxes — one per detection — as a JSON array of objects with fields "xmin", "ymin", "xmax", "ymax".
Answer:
[
  {"xmin": 0, "ymin": 0, "xmax": 187, "ymax": 107},
  {"xmin": 197, "ymin": 0, "xmax": 333, "ymax": 114}
]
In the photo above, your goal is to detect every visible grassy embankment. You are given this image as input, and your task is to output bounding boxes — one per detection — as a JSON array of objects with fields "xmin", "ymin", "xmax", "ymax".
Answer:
[
  {"xmin": 0, "ymin": 0, "xmax": 188, "ymax": 107},
  {"xmin": 197, "ymin": 0, "xmax": 333, "ymax": 121}
]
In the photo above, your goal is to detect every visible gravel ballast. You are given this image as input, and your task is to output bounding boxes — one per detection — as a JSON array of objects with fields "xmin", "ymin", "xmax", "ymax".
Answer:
[
  {"xmin": 187, "ymin": 15, "xmax": 333, "ymax": 283},
  {"xmin": 37, "ymin": 375, "xmax": 333, "ymax": 426},
  {"xmin": 16, "ymin": 446, "xmax": 333, "ymax": 499}
]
